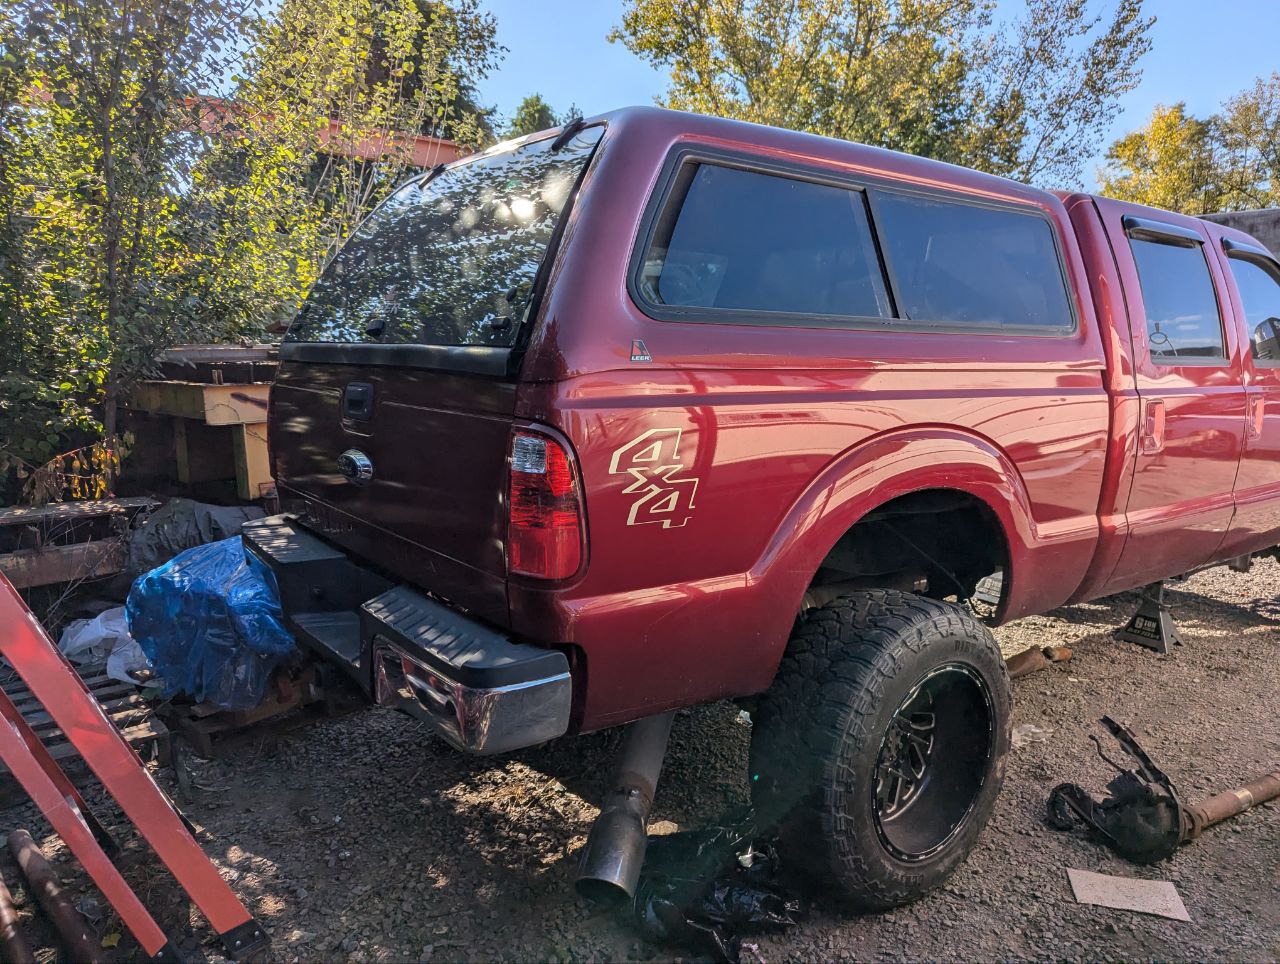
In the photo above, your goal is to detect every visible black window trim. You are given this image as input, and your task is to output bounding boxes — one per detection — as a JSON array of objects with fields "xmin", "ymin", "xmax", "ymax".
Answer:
[
  {"xmin": 1123, "ymin": 214, "xmax": 1204, "ymax": 247},
  {"xmin": 627, "ymin": 145, "xmax": 1080, "ymax": 337},
  {"xmin": 1122, "ymin": 216, "xmax": 1231, "ymax": 368},
  {"xmin": 1222, "ymin": 237, "xmax": 1280, "ymax": 369},
  {"xmin": 280, "ymin": 120, "xmax": 608, "ymax": 378}
]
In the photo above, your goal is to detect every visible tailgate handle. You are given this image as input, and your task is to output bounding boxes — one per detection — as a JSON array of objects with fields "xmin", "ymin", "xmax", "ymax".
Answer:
[{"xmin": 343, "ymin": 382, "xmax": 374, "ymax": 421}]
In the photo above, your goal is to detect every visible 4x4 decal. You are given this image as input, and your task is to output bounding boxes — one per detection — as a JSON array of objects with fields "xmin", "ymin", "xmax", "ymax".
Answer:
[{"xmin": 608, "ymin": 429, "xmax": 699, "ymax": 528}]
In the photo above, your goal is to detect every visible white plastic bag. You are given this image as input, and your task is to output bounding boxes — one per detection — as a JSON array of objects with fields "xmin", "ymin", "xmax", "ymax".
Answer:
[
  {"xmin": 106, "ymin": 635, "xmax": 152, "ymax": 684},
  {"xmin": 57, "ymin": 607, "xmax": 152, "ymax": 683},
  {"xmin": 59, "ymin": 608, "xmax": 132, "ymax": 664}
]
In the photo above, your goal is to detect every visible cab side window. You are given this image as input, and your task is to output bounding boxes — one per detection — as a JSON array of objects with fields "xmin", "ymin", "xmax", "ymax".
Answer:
[
  {"xmin": 1128, "ymin": 237, "xmax": 1225, "ymax": 361},
  {"xmin": 1225, "ymin": 255, "xmax": 1280, "ymax": 364}
]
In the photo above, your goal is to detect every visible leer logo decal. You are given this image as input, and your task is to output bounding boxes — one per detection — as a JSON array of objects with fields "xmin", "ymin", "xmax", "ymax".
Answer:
[{"xmin": 608, "ymin": 429, "xmax": 699, "ymax": 528}]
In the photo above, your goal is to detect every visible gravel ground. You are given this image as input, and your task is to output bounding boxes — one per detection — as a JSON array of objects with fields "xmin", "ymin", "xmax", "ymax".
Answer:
[{"xmin": 2, "ymin": 561, "xmax": 1277, "ymax": 962}]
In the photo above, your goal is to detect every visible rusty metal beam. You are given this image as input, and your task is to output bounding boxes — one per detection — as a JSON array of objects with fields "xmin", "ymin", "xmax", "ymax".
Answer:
[
  {"xmin": 0, "ymin": 873, "xmax": 34, "ymax": 964},
  {"xmin": 8, "ymin": 830, "xmax": 103, "ymax": 964},
  {"xmin": 0, "ymin": 540, "xmax": 125, "ymax": 589}
]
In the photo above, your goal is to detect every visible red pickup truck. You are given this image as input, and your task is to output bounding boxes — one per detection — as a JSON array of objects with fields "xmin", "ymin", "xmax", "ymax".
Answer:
[{"xmin": 243, "ymin": 107, "xmax": 1280, "ymax": 911}]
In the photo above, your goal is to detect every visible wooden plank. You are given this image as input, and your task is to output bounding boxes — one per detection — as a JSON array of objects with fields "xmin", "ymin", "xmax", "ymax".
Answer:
[
  {"xmin": 0, "ymin": 669, "xmax": 111, "ymax": 696},
  {"xmin": 25, "ymin": 694, "xmax": 147, "ymax": 731},
  {"xmin": 0, "ymin": 540, "xmax": 125, "ymax": 589},
  {"xmin": 233, "ymin": 423, "xmax": 274, "ymax": 501},
  {"xmin": 6, "ymin": 681, "xmax": 138, "ymax": 713},
  {"xmin": 128, "ymin": 380, "xmax": 268, "ymax": 426},
  {"xmin": 46, "ymin": 719, "xmax": 168, "ymax": 762},
  {"xmin": 209, "ymin": 383, "xmax": 270, "ymax": 426},
  {"xmin": 127, "ymin": 380, "xmax": 209, "ymax": 421},
  {"xmin": 31, "ymin": 707, "xmax": 156, "ymax": 745},
  {"xmin": 0, "ymin": 497, "xmax": 157, "ymax": 528}
]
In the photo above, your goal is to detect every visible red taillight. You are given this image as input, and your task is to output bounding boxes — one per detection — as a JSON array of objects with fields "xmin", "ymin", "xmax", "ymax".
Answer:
[{"xmin": 508, "ymin": 431, "xmax": 584, "ymax": 580}]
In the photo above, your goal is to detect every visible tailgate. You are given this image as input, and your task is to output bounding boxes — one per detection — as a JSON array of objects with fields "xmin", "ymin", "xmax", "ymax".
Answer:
[{"xmin": 271, "ymin": 362, "xmax": 515, "ymax": 623}]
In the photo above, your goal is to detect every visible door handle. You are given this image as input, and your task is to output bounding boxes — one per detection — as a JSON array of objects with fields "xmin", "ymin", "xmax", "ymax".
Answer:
[
  {"xmin": 1248, "ymin": 396, "xmax": 1265, "ymax": 439},
  {"xmin": 1140, "ymin": 398, "xmax": 1166, "ymax": 454}
]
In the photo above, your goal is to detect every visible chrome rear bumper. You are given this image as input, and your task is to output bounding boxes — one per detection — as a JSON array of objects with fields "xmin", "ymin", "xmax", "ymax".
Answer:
[
  {"xmin": 373, "ymin": 642, "xmax": 571, "ymax": 755},
  {"xmin": 243, "ymin": 515, "xmax": 573, "ymax": 755}
]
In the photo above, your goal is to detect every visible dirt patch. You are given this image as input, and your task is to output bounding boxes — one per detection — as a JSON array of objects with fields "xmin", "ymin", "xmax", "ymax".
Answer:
[{"xmin": 2, "ymin": 562, "xmax": 1277, "ymax": 961}]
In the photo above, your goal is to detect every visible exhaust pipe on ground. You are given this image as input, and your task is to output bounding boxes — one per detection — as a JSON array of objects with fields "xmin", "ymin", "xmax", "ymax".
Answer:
[{"xmin": 574, "ymin": 711, "xmax": 675, "ymax": 904}]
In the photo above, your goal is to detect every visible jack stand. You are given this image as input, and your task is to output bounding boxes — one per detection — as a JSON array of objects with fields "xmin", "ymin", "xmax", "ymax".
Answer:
[
  {"xmin": 0, "ymin": 576, "xmax": 269, "ymax": 962},
  {"xmin": 1115, "ymin": 580, "xmax": 1183, "ymax": 654}
]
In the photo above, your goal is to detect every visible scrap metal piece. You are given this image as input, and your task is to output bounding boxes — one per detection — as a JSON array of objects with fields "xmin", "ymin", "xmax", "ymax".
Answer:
[
  {"xmin": 8, "ymin": 829, "xmax": 103, "ymax": 964},
  {"xmin": 1047, "ymin": 716, "xmax": 1184, "ymax": 863},
  {"xmin": 1185, "ymin": 770, "xmax": 1280, "ymax": 840},
  {"xmin": 1005, "ymin": 645, "xmax": 1073, "ymax": 680},
  {"xmin": 0, "ymin": 870, "xmax": 35, "ymax": 964},
  {"xmin": 1048, "ymin": 717, "xmax": 1280, "ymax": 863},
  {"xmin": 1005, "ymin": 646, "xmax": 1050, "ymax": 679}
]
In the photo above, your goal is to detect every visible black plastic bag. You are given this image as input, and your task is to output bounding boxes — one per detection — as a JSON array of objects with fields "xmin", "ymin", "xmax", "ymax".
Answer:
[{"xmin": 634, "ymin": 809, "xmax": 804, "ymax": 963}]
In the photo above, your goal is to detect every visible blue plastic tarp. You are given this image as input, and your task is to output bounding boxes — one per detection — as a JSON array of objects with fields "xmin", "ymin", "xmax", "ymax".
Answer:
[{"xmin": 125, "ymin": 536, "xmax": 295, "ymax": 710}]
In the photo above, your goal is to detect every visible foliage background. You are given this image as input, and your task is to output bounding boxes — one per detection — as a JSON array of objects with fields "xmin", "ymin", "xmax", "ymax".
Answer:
[
  {"xmin": 1, "ymin": 0, "xmax": 1277, "ymax": 505},
  {"xmin": 1098, "ymin": 73, "xmax": 1280, "ymax": 214},
  {"xmin": 0, "ymin": 0, "xmax": 500, "ymax": 501}
]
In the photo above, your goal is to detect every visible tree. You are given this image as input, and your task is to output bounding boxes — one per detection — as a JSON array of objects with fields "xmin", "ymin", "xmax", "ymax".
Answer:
[
  {"xmin": 611, "ymin": 0, "xmax": 1153, "ymax": 187},
  {"xmin": 363, "ymin": 0, "xmax": 502, "ymax": 144},
  {"xmin": 1097, "ymin": 73, "xmax": 1280, "ymax": 214},
  {"xmin": 0, "ymin": 0, "xmax": 502, "ymax": 501},
  {"xmin": 504, "ymin": 92, "xmax": 580, "ymax": 138},
  {"xmin": 1218, "ymin": 72, "xmax": 1280, "ymax": 210},
  {"xmin": 1097, "ymin": 104, "xmax": 1231, "ymax": 215},
  {"xmin": 506, "ymin": 93, "xmax": 558, "ymax": 137},
  {"xmin": 0, "ymin": 0, "xmax": 243, "ymax": 495}
]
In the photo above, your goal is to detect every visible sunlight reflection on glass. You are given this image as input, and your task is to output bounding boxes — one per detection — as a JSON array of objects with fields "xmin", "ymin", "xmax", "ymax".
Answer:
[{"xmin": 510, "ymin": 197, "xmax": 536, "ymax": 220}]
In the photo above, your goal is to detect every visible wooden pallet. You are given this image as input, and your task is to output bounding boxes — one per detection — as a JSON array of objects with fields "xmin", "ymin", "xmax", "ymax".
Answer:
[{"xmin": 0, "ymin": 662, "xmax": 169, "ymax": 806}]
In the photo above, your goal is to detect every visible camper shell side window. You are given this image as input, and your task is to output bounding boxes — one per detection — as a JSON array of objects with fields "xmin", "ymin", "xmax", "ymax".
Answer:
[{"xmin": 630, "ymin": 147, "xmax": 1078, "ymax": 336}]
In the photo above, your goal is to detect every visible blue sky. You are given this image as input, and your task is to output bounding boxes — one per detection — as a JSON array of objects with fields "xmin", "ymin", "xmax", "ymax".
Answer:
[{"xmin": 475, "ymin": 0, "xmax": 1280, "ymax": 188}]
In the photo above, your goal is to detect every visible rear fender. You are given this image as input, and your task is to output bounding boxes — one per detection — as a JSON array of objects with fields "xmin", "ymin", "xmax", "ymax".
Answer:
[{"xmin": 749, "ymin": 429, "xmax": 1036, "ymax": 629}]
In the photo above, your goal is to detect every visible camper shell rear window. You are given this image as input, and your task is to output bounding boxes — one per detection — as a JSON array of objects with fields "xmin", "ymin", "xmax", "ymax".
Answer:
[{"xmin": 287, "ymin": 126, "xmax": 603, "ymax": 349}]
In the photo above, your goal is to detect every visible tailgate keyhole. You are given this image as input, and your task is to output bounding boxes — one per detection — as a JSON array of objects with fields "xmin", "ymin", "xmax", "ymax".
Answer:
[{"xmin": 343, "ymin": 382, "xmax": 374, "ymax": 421}]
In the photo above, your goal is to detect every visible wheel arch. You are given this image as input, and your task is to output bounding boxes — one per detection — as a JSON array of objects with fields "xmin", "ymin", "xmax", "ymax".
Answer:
[{"xmin": 750, "ymin": 428, "xmax": 1037, "ymax": 629}]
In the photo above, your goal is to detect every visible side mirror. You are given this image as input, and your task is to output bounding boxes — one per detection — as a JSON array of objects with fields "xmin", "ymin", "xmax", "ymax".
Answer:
[{"xmin": 1254, "ymin": 318, "xmax": 1280, "ymax": 361}]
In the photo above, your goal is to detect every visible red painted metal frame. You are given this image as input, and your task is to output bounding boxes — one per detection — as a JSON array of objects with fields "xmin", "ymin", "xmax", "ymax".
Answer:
[{"xmin": 0, "ymin": 575, "xmax": 266, "ymax": 960}]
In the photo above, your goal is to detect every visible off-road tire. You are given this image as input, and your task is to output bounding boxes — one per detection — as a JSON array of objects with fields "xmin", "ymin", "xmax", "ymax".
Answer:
[{"xmin": 749, "ymin": 589, "xmax": 1011, "ymax": 910}]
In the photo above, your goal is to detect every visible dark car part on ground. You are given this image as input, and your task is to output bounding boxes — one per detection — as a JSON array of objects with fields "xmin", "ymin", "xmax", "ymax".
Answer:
[
  {"xmin": 1047, "ymin": 716, "xmax": 1280, "ymax": 863},
  {"xmin": 633, "ymin": 808, "xmax": 804, "ymax": 964}
]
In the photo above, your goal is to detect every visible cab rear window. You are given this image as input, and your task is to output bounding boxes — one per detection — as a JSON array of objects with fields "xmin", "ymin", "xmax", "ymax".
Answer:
[{"xmin": 287, "ymin": 127, "xmax": 602, "ymax": 348}]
